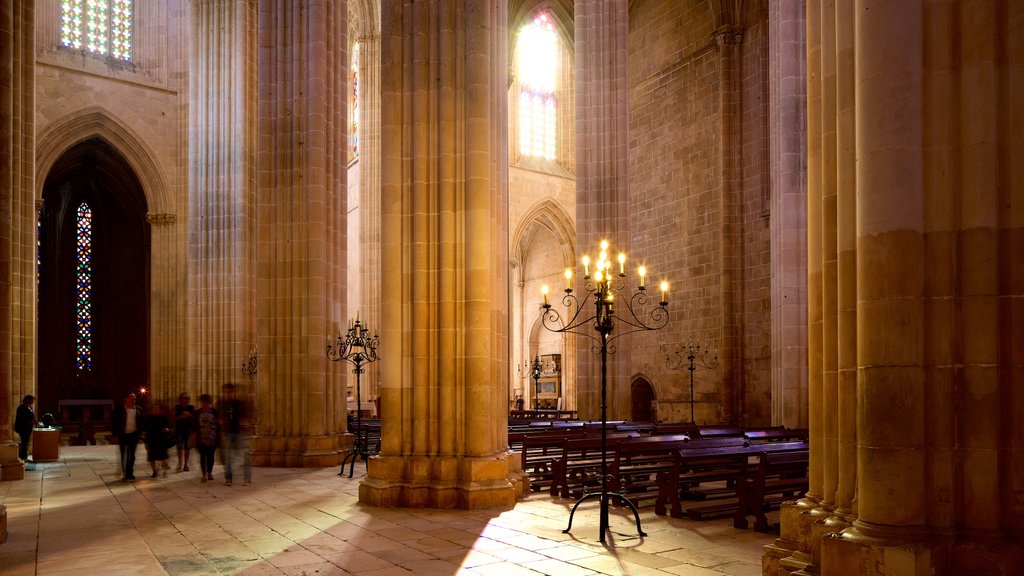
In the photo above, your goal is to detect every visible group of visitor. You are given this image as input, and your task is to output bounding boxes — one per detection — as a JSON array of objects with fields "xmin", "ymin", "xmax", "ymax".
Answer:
[{"xmin": 110, "ymin": 384, "xmax": 251, "ymax": 485}]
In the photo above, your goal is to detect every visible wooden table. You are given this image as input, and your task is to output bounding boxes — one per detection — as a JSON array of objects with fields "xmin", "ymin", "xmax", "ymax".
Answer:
[{"xmin": 32, "ymin": 427, "xmax": 61, "ymax": 462}]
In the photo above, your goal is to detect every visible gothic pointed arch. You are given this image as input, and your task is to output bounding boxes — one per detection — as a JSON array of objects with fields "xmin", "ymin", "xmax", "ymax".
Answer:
[
  {"xmin": 35, "ymin": 106, "xmax": 173, "ymax": 216},
  {"xmin": 508, "ymin": 0, "xmax": 574, "ymax": 59},
  {"xmin": 511, "ymin": 199, "xmax": 576, "ymax": 268}
]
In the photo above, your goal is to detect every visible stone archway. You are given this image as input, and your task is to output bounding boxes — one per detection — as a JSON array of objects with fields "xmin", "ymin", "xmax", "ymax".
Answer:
[
  {"xmin": 630, "ymin": 377, "xmax": 656, "ymax": 423},
  {"xmin": 37, "ymin": 138, "xmax": 150, "ymax": 423}
]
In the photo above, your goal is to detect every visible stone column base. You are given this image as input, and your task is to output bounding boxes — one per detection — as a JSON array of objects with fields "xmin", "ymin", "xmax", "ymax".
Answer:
[
  {"xmin": 0, "ymin": 442, "xmax": 24, "ymax": 481},
  {"xmin": 360, "ymin": 453, "xmax": 517, "ymax": 509},
  {"xmin": 0, "ymin": 503, "xmax": 6, "ymax": 543},
  {"xmin": 251, "ymin": 434, "xmax": 343, "ymax": 467},
  {"xmin": 821, "ymin": 526, "xmax": 938, "ymax": 576}
]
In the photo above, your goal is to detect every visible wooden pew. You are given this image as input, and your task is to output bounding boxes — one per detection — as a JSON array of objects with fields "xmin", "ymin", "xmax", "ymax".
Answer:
[
  {"xmin": 520, "ymin": 428, "xmax": 589, "ymax": 492},
  {"xmin": 606, "ymin": 434, "xmax": 694, "ymax": 505},
  {"xmin": 654, "ymin": 440, "xmax": 808, "ymax": 519},
  {"xmin": 744, "ymin": 428, "xmax": 808, "ymax": 443},
  {"xmin": 549, "ymin": 432, "xmax": 642, "ymax": 498},
  {"xmin": 733, "ymin": 449, "xmax": 809, "ymax": 531}
]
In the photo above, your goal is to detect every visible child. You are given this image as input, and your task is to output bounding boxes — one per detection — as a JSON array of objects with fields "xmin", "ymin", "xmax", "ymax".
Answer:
[{"xmin": 195, "ymin": 394, "xmax": 219, "ymax": 482}]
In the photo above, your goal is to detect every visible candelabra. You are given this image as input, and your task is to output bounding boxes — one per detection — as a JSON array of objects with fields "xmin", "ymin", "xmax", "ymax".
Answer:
[
  {"xmin": 665, "ymin": 336, "xmax": 719, "ymax": 424},
  {"xmin": 530, "ymin": 356, "xmax": 542, "ymax": 409},
  {"xmin": 540, "ymin": 240, "xmax": 669, "ymax": 543},
  {"xmin": 327, "ymin": 317, "xmax": 380, "ymax": 477},
  {"xmin": 241, "ymin": 347, "xmax": 258, "ymax": 376}
]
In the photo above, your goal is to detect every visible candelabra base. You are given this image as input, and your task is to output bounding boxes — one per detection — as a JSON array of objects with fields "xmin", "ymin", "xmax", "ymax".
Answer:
[
  {"xmin": 563, "ymin": 490, "xmax": 647, "ymax": 543},
  {"xmin": 339, "ymin": 439, "xmax": 372, "ymax": 477}
]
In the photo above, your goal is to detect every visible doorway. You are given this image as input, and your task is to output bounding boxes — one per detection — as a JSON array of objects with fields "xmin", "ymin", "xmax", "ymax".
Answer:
[{"xmin": 631, "ymin": 378, "xmax": 656, "ymax": 422}]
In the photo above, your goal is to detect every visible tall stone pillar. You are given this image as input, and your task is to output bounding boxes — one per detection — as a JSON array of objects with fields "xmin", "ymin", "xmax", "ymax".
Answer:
[
  {"xmin": 768, "ymin": 0, "xmax": 807, "ymax": 431},
  {"xmin": 359, "ymin": 0, "xmax": 516, "ymax": 509},
  {"xmin": 357, "ymin": 25, "xmax": 382, "ymax": 405},
  {"xmin": 148, "ymin": 213, "xmax": 186, "ymax": 399},
  {"xmin": 574, "ymin": 0, "xmax": 630, "ymax": 421},
  {"xmin": 252, "ymin": 0, "xmax": 349, "ymax": 466},
  {"xmin": 769, "ymin": 1, "xmax": 1024, "ymax": 574},
  {"xmin": 0, "ymin": 0, "xmax": 34, "ymax": 496}
]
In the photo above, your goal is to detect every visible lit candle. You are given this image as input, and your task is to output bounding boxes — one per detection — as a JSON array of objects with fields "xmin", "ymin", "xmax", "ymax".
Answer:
[
  {"xmin": 564, "ymin": 268, "xmax": 573, "ymax": 290},
  {"xmin": 582, "ymin": 255, "xmax": 590, "ymax": 277},
  {"xmin": 594, "ymin": 270, "xmax": 603, "ymax": 283},
  {"xmin": 638, "ymin": 266, "xmax": 646, "ymax": 289},
  {"xmin": 600, "ymin": 239, "xmax": 609, "ymax": 251},
  {"xmin": 660, "ymin": 281, "xmax": 669, "ymax": 304},
  {"xmin": 617, "ymin": 253, "xmax": 625, "ymax": 275},
  {"xmin": 541, "ymin": 284, "xmax": 549, "ymax": 306}
]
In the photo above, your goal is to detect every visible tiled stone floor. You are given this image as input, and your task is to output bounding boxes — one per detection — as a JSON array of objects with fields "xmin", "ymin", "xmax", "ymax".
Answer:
[{"xmin": 0, "ymin": 447, "xmax": 773, "ymax": 575}]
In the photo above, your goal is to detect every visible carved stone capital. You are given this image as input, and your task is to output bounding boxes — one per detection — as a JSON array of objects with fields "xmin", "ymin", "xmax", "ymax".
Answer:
[
  {"xmin": 146, "ymin": 213, "xmax": 177, "ymax": 226},
  {"xmin": 714, "ymin": 27, "xmax": 743, "ymax": 47},
  {"xmin": 356, "ymin": 33, "xmax": 380, "ymax": 44}
]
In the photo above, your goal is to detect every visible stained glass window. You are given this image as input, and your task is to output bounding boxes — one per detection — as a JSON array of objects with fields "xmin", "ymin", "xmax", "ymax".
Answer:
[
  {"xmin": 75, "ymin": 202, "xmax": 93, "ymax": 372},
  {"xmin": 60, "ymin": 0, "xmax": 133, "ymax": 61},
  {"xmin": 351, "ymin": 42, "xmax": 360, "ymax": 157},
  {"xmin": 518, "ymin": 14, "xmax": 558, "ymax": 160}
]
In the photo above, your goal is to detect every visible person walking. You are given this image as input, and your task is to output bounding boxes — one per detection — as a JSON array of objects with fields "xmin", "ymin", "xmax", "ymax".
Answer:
[
  {"xmin": 174, "ymin": 393, "xmax": 195, "ymax": 472},
  {"xmin": 195, "ymin": 394, "xmax": 219, "ymax": 483},
  {"xmin": 144, "ymin": 404, "xmax": 172, "ymax": 478},
  {"xmin": 111, "ymin": 392, "xmax": 144, "ymax": 480},
  {"xmin": 14, "ymin": 395, "xmax": 35, "ymax": 461},
  {"xmin": 220, "ymin": 383, "xmax": 251, "ymax": 486}
]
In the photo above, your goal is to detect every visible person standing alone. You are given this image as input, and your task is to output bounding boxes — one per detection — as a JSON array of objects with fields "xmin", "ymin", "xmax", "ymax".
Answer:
[
  {"xmin": 14, "ymin": 395, "xmax": 35, "ymax": 461},
  {"xmin": 112, "ymin": 392, "xmax": 144, "ymax": 480}
]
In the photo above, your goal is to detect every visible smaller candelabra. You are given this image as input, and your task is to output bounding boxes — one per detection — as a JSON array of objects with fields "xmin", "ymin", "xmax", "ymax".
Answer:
[
  {"xmin": 665, "ymin": 336, "xmax": 719, "ymax": 423},
  {"xmin": 327, "ymin": 317, "xmax": 380, "ymax": 477},
  {"xmin": 530, "ymin": 357, "xmax": 543, "ymax": 409},
  {"xmin": 241, "ymin": 347, "xmax": 258, "ymax": 376}
]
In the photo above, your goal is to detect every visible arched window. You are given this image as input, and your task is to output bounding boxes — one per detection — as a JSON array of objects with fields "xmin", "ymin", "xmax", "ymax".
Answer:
[
  {"xmin": 517, "ymin": 14, "xmax": 558, "ymax": 160},
  {"xmin": 61, "ymin": 0, "xmax": 134, "ymax": 61},
  {"xmin": 75, "ymin": 202, "xmax": 93, "ymax": 371},
  {"xmin": 351, "ymin": 42, "xmax": 360, "ymax": 158}
]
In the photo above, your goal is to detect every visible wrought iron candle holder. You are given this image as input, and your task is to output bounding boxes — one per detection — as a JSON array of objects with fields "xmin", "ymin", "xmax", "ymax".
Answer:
[
  {"xmin": 241, "ymin": 347, "xmax": 258, "ymax": 376},
  {"xmin": 540, "ymin": 240, "xmax": 669, "ymax": 543},
  {"xmin": 665, "ymin": 336, "xmax": 719, "ymax": 424},
  {"xmin": 327, "ymin": 317, "xmax": 380, "ymax": 477}
]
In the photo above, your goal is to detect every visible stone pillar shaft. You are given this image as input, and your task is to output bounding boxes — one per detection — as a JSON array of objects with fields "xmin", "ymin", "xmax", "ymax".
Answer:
[
  {"xmin": 361, "ymin": 0, "xmax": 514, "ymax": 510},
  {"xmin": 574, "ymin": 0, "xmax": 631, "ymax": 421},
  {"xmin": 357, "ymin": 30, "xmax": 382, "ymax": 404},
  {"xmin": 253, "ymin": 0, "xmax": 349, "ymax": 466}
]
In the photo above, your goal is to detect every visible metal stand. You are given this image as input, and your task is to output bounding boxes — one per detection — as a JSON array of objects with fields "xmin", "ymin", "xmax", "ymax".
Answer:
[
  {"xmin": 666, "ymin": 337, "xmax": 718, "ymax": 424},
  {"xmin": 327, "ymin": 318, "xmax": 380, "ymax": 477},
  {"xmin": 540, "ymin": 242, "xmax": 669, "ymax": 543}
]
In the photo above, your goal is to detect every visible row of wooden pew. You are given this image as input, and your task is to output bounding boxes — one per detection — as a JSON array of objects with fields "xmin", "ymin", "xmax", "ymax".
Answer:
[{"xmin": 510, "ymin": 421, "xmax": 808, "ymax": 532}]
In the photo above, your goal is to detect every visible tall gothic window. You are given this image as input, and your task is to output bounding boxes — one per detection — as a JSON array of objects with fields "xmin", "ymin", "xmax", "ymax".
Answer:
[
  {"xmin": 517, "ymin": 13, "xmax": 558, "ymax": 160},
  {"xmin": 61, "ymin": 0, "xmax": 133, "ymax": 61},
  {"xmin": 351, "ymin": 42, "xmax": 360, "ymax": 158},
  {"xmin": 75, "ymin": 202, "xmax": 93, "ymax": 371}
]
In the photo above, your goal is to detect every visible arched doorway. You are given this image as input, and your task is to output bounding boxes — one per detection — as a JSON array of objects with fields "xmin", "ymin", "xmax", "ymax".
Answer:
[
  {"xmin": 631, "ymin": 378, "xmax": 656, "ymax": 423},
  {"xmin": 37, "ymin": 138, "xmax": 150, "ymax": 418}
]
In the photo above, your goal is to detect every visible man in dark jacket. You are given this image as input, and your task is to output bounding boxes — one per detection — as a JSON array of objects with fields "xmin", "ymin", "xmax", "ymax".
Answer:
[
  {"xmin": 14, "ymin": 395, "xmax": 35, "ymax": 461},
  {"xmin": 111, "ymin": 392, "xmax": 144, "ymax": 480}
]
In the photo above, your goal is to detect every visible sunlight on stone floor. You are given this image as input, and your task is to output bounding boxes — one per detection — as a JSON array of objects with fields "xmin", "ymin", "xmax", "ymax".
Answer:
[{"xmin": 0, "ymin": 446, "xmax": 773, "ymax": 576}]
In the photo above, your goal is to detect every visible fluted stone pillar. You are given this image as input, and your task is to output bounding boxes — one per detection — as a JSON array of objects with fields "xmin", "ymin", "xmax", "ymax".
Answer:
[
  {"xmin": 357, "ymin": 29, "xmax": 382, "ymax": 406},
  {"xmin": 0, "ymin": 0, "xmax": 34, "ymax": 496},
  {"xmin": 574, "ymin": 0, "xmax": 631, "ymax": 421},
  {"xmin": 148, "ymin": 213, "xmax": 186, "ymax": 400},
  {"xmin": 252, "ymin": 0, "xmax": 350, "ymax": 466},
  {"xmin": 359, "ymin": 0, "xmax": 516, "ymax": 509},
  {"xmin": 768, "ymin": 0, "xmax": 808, "ymax": 432},
  {"xmin": 770, "ymin": 1, "xmax": 1024, "ymax": 574}
]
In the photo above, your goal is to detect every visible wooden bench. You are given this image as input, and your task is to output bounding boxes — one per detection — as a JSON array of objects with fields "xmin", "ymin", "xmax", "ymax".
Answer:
[
  {"xmin": 606, "ymin": 434, "xmax": 694, "ymax": 505},
  {"xmin": 520, "ymin": 428, "xmax": 589, "ymax": 491},
  {"xmin": 744, "ymin": 428, "xmax": 808, "ymax": 443},
  {"xmin": 733, "ymin": 449, "xmax": 809, "ymax": 531},
  {"xmin": 549, "ymin": 432, "xmax": 642, "ymax": 498},
  {"xmin": 654, "ymin": 440, "xmax": 808, "ymax": 519}
]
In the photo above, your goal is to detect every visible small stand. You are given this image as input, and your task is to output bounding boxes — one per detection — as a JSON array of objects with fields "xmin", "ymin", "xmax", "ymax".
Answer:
[
  {"xmin": 327, "ymin": 318, "xmax": 380, "ymax": 477},
  {"xmin": 665, "ymin": 337, "xmax": 718, "ymax": 423},
  {"xmin": 540, "ymin": 241, "xmax": 669, "ymax": 543}
]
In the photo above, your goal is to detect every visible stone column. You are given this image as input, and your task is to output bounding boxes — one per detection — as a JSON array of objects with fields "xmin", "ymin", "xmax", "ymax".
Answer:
[
  {"xmin": 253, "ymin": 0, "xmax": 349, "ymax": 466},
  {"xmin": 360, "ymin": 0, "xmax": 517, "ymax": 509},
  {"xmin": 768, "ymin": 0, "xmax": 807, "ymax": 431},
  {"xmin": 0, "ymin": 0, "xmax": 34, "ymax": 495},
  {"xmin": 357, "ymin": 29, "xmax": 382, "ymax": 406},
  {"xmin": 574, "ymin": 0, "xmax": 631, "ymax": 421},
  {"xmin": 188, "ymin": 0, "xmax": 257, "ymax": 398},
  {"xmin": 147, "ymin": 213, "xmax": 186, "ymax": 400}
]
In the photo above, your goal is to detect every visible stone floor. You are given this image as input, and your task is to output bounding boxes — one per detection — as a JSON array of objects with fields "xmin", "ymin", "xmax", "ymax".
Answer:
[{"xmin": 0, "ymin": 446, "xmax": 773, "ymax": 576}]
